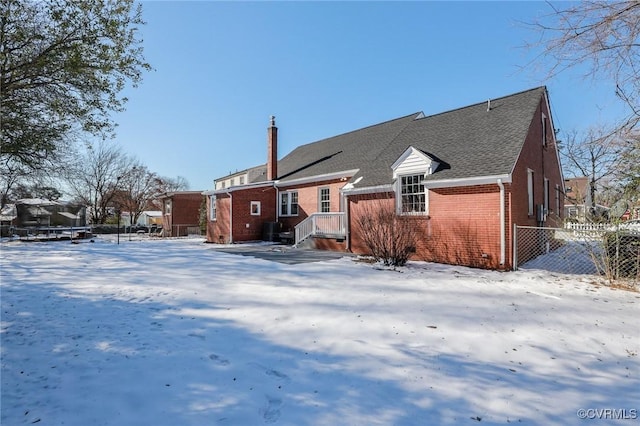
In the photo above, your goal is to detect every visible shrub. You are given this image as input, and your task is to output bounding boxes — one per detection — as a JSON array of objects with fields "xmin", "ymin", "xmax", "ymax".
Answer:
[{"xmin": 353, "ymin": 196, "xmax": 418, "ymax": 267}]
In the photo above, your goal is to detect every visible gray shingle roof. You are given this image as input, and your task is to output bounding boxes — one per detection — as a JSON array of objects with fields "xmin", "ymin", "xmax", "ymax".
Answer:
[
  {"xmin": 355, "ymin": 86, "xmax": 546, "ymax": 187},
  {"xmin": 229, "ymin": 86, "xmax": 546, "ymax": 189}
]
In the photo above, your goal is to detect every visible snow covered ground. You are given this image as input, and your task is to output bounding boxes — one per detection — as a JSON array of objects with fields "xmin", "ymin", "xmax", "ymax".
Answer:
[{"xmin": 1, "ymin": 237, "xmax": 638, "ymax": 425}]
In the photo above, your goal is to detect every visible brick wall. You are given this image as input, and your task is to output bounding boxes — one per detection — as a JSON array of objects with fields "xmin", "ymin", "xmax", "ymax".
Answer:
[
  {"xmin": 348, "ymin": 186, "xmax": 508, "ymax": 269},
  {"xmin": 230, "ymin": 187, "xmax": 277, "ymax": 241},
  {"xmin": 162, "ymin": 193, "xmax": 203, "ymax": 236},
  {"xmin": 511, "ymin": 96, "xmax": 564, "ymax": 229},
  {"xmin": 278, "ymin": 179, "xmax": 347, "ymax": 232},
  {"xmin": 206, "ymin": 187, "xmax": 277, "ymax": 243},
  {"xmin": 207, "ymin": 194, "xmax": 231, "ymax": 243}
]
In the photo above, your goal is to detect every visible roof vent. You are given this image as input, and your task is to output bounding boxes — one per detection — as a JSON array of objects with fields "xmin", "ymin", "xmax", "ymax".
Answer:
[{"xmin": 487, "ymin": 99, "xmax": 491, "ymax": 112}]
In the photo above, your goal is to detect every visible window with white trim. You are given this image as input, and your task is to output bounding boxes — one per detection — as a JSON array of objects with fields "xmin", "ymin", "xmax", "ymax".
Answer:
[
  {"xmin": 250, "ymin": 201, "xmax": 261, "ymax": 216},
  {"xmin": 400, "ymin": 174, "xmax": 426, "ymax": 214},
  {"xmin": 165, "ymin": 199, "xmax": 172, "ymax": 215},
  {"xmin": 555, "ymin": 184, "xmax": 560, "ymax": 216},
  {"xmin": 210, "ymin": 195, "xmax": 216, "ymax": 220},
  {"xmin": 319, "ymin": 187, "xmax": 330, "ymax": 213},
  {"xmin": 527, "ymin": 169, "xmax": 534, "ymax": 216},
  {"xmin": 280, "ymin": 191, "xmax": 299, "ymax": 216}
]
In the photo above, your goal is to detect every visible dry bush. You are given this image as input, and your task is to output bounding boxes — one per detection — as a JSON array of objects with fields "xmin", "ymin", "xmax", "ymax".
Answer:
[{"xmin": 353, "ymin": 196, "xmax": 418, "ymax": 267}]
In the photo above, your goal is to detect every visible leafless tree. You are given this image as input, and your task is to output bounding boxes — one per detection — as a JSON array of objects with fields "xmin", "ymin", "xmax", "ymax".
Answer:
[
  {"xmin": 615, "ymin": 130, "xmax": 640, "ymax": 200},
  {"xmin": 561, "ymin": 127, "xmax": 622, "ymax": 215},
  {"xmin": 65, "ymin": 141, "xmax": 135, "ymax": 224},
  {"xmin": 115, "ymin": 164, "xmax": 164, "ymax": 226},
  {"xmin": 157, "ymin": 175, "xmax": 190, "ymax": 193},
  {"xmin": 526, "ymin": 1, "xmax": 640, "ymax": 132}
]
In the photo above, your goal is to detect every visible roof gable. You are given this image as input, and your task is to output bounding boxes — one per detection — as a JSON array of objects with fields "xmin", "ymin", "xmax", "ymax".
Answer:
[{"xmin": 391, "ymin": 146, "xmax": 440, "ymax": 178}]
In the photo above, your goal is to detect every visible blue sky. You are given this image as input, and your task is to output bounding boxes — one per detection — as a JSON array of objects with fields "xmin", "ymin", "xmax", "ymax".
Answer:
[{"xmin": 114, "ymin": 1, "xmax": 628, "ymax": 190}]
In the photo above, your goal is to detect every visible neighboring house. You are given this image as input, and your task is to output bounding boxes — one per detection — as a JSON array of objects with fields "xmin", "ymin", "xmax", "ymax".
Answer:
[
  {"xmin": 137, "ymin": 210, "xmax": 163, "ymax": 227},
  {"xmin": 159, "ymin": 192, "xmax": 203, "ymax": 237},
  {"xmin": 563, "ymin": 177, "xmax": 591, "ymax": 221},
  {"xmin": 13, "ymin": 199, "xmax": 87, "ymax": 228},
  {"xmin": 563, "ymin": 177, "xmax": 609, "ymax": 221},
  {"xmin": 204, "ymin": 87, "xmax": 564, "ymax": 270}
]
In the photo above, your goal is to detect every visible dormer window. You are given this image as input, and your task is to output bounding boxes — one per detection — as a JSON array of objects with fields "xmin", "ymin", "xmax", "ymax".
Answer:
[
  {"xmin": 391, "ymin": 146, "xmax": 438, "ymax": 215},
  {"xmin": 400, "ymin": 174, "xmax": 426, "ymax": 213}
]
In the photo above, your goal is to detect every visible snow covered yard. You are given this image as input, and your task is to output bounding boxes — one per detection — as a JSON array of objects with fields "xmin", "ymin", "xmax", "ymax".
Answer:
[{"xmin": 1, "ymin": 238, "xmax": 638, "ymax": 426}]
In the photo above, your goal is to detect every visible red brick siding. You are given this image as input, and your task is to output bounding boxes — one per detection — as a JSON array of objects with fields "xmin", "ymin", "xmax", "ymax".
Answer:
[
  {"xmin": 348, "ymin": 186, "xmax": 508, "ymax": 269},
  {"xmin": 511, "ymin": 96, "xmax": 564, "ymax": 229},
  {"xmin": 162, "ymin": 193, "xmax": 203, "ymax": 236},
  {"xmin": 278, "ymin": 179, "xmax": 347, "ymax": 232},
  {"xmin": 313, "ymin": 237, "xmax": 348, "ymax": 252},
  {"xmin": 207, "ymin": 194, "xmax": 231, "ymax": 243},
  {"xmin": 206, "ymin": 188, "xmax": 277, "ymax": 243},
  {"xmin": 230, "ymin": 187, "xmax": 277, "ymax": 241}
]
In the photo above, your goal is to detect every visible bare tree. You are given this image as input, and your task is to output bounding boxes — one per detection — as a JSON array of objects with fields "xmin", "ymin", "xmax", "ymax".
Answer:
[
  {"xmin": 116, "ymin": 164, "xmax": 163, "ymax": 225},
  {"xmin": 65, "ymin": 141, "xmax": 135, "ymax": 224},
  {"xmin": 157, "ymin": 175, "xmax": 190, "ymax": 193},
  {"xmin": 561, "ymin": 127, "xmax": 622, "ymax": 216},
  {"xmin": 615, "ymin": 131, "xmax": 640, "ymax": 200},
  {"xmin": 526, "ymin": 1, "xmax": 640, "ymax": 132}
]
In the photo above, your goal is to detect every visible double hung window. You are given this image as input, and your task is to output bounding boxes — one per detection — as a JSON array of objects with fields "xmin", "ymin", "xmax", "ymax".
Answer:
[
  {"xmin": 280, "ymin": 191, "xmax": 299, "ymax": 216},
  {"xmin": 400, "ymin": 174, "xmax": 426, "ymax": 214}
]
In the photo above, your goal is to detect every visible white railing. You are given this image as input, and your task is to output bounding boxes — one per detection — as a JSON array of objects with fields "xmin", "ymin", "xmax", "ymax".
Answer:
[
  {"xmin": 294, "ymin": 212, "xmax": 346, "ymax": 245},
  {"xmin": 564, "ymin": 222, "xmax": 613, "ymax": 231}
]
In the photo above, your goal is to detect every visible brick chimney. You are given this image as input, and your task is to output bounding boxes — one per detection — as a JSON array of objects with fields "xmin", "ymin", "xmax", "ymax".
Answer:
[{"xmin": 267, "ymin": 115, "xmax": 278, "ymax": 181}]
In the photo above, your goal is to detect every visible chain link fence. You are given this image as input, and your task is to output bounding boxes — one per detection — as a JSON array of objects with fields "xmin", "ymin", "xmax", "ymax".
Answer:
[{"xmin": 514, "ymin": 225, "xmax": 639, "ymax": 287}]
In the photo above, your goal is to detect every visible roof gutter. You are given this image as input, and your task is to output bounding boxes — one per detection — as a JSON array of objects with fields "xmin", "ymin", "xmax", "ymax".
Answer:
[
  {"xmin": 423, "ymin": 174, "xmax": 512, "ymax": 189},
  {"xmin": 340, "ymin": 184, "xmax": 394, "ymax": 196},
  {"xmin": 275, "ymin": 169, "xmax": 359, "ymax": 188}
]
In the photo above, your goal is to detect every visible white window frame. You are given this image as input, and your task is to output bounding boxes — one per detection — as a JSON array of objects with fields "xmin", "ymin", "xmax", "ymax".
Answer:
[
  {"xmin": 398, "ymin": 173, "xmax": 427, "ymax": 215},
  {"xmin": 527, "ymin": 169, "xmax": 534, "ymax": 216},
  {"xmin": 555, "ymin": 184, "xmax": 560, "ymax": 216},
  {"xmin": 319, "ymin": 187, "xmax": 330, "ymax": 213},
  {"xmin": 279, "ymin": 191, "xmax": 299, "ymax": 217},
  {"xmin": 210, "ymin": 195, "xmax": 217, "ymax": 221},
  {"xmin": 250, "ymin": 201, "xmax": 261, "ymax": 216}
]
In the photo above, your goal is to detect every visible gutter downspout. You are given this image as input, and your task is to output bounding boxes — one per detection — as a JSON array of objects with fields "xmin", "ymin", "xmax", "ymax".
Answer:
[
  {"xmin": 497, "ymin": 179, "xmax": 505, "ymax": 266},
  {"xmin": 341, "ymin": 189, "xmax": 350, "ymax": 251},
  {"xmin": 274, "ymin": 182, "xmax": 279, "ymax": 223},
  {"xmin": 227, "ymin": 191, "xmax": 233, "ymax": 244}
]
